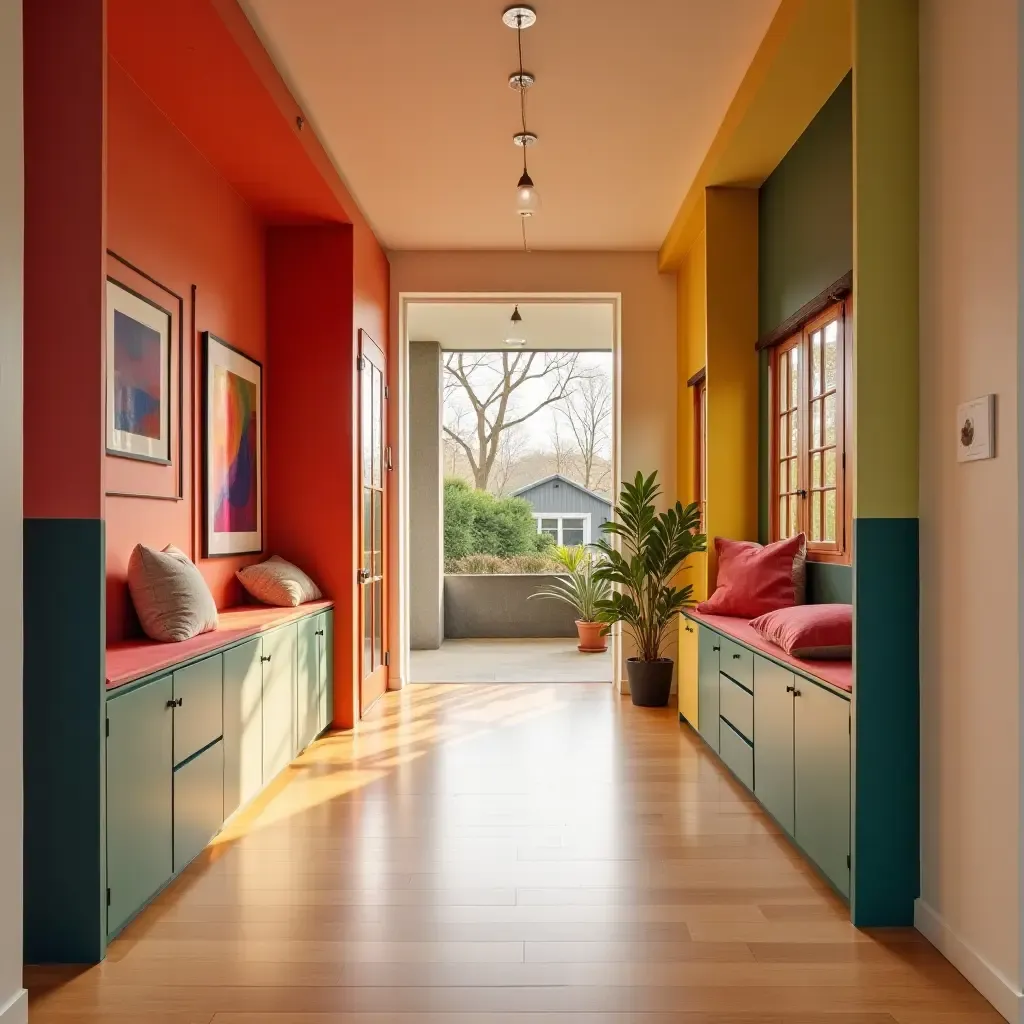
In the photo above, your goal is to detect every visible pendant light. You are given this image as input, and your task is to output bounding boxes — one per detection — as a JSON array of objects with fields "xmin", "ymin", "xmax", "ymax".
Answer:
[
  {"xmin": 505, "ymin": 6, "xmax": 540, "ymax": 226},
  {"xmin": 504, "ymin": 304, "xmax": 527, "ymax": 346}
]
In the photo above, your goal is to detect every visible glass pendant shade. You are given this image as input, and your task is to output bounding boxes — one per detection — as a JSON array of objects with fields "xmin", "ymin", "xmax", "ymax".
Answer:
[{"xmin": 515, "ymin": 171, "xmax": 540, "ymax": 217}]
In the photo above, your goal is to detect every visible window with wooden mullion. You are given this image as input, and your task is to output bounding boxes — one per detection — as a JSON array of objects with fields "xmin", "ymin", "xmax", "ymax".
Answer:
[{"xmin": 774, "ymin": 336, "xmax": 802, "ymax": 542}]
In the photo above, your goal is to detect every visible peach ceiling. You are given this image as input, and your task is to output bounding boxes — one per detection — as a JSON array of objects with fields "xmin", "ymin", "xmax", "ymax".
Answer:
[{"xmin": 241, "ymin": 0, "xmax": 780, "ymax": 251}]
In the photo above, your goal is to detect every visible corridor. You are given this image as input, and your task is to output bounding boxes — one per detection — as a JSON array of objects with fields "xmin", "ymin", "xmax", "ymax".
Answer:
[{"xmin": 29, "ymin": 685, "xmax": 996, "ymax": 1023}]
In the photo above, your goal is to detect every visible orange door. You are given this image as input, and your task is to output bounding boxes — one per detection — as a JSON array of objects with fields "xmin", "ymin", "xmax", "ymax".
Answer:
[{"xmin": 358, "ymin": 330, "xmax": 388, "ymax": 715}]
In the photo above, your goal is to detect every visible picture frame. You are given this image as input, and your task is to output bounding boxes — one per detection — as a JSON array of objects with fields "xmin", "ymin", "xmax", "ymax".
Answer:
[
  {"xmin": 203, "ymin": 332, "xmax": 263, "ymax": 556},
  {"xmin": 105, "ymin": 278, "xmax": 172, "ymax": 464}
]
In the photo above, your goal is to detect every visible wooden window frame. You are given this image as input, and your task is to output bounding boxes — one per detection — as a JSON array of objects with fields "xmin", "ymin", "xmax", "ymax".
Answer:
[{"xmin": 769, "ymin": 298, "xmax": 852, "ymax": 564}]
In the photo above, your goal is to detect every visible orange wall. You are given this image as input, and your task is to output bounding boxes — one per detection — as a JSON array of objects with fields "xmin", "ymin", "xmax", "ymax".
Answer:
[{"xmin": 104, "ymin": 59, "xmax": 267, "ymax": 641}]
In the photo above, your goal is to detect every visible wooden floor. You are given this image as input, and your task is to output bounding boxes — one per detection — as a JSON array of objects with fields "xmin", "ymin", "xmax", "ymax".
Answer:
[{"xmin": 29, "ymin": 684, "xmax": 1000, "ymax": 1023}]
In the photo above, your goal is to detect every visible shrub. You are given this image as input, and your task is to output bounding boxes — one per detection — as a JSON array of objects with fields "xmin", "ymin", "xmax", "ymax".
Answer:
[
  {"xmin": 445, "ymin": 553, "xmax": 561, "ymax": 575},
  {"xmin": 443, "ymin": 479, "xmax": 545, "ymax": 559}
]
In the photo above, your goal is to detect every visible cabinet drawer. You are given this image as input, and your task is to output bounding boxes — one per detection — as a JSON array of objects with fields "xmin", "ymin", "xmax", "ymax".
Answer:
[
  {"xmin": 719, "ymin": 718, "xmax": 754, "ymax": 791},
  {"xmin": 173, "ymin": 738, "xmax": 224, "ymax": 872},
  {"xmin": 719, "ymin": 635, "xmax": 753, "ymax": 691},
  {"xmin": 173, "ymin": 655, "xmax": 223, "ymax": 766},
  {"xmin": 719, "ymin": 673, "xmax": 753, "ymax": 742}
]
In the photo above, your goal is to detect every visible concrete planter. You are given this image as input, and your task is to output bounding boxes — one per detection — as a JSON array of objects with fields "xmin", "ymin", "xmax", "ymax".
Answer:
[{"xmin": 444, "ymin": 574, "xmax": 578, "ymax": 639}]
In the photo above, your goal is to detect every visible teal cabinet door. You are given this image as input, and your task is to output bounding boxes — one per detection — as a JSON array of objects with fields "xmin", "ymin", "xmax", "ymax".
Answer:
[
  {"xmin": 296, "ymin": 615, "xmax": 319, "ymax": 753},
  {"xmin": 106, "ymin": 677, "xmax": 173, "ymax": 936},
  {"xmin": 223, "ymin": 637, "xmax": 262, "ymax": 818},
  {"xmin": 753, "ymin": 657, "xmax": 795, "ymax": 834},
  {"xmin": 172, "ymin": 654, "xmax": 223, "ymax": 767},
  {"xmin": 697, "ymin": 626, "xmax": 721, "ymax": 752},
  {"xmin": 318, "ymin": 611, "xmax": 334, "ymax": 731},
  {"xmin": 262, "ymin": 624, "xmax": 297, "ymax": 782},
  {"xmin": 794, "ymin": 681, "xmax": 851, "ymax": 897},
  {"xmin": 173, "ymin": 739, "xmax": 224, "ymax": 872}
]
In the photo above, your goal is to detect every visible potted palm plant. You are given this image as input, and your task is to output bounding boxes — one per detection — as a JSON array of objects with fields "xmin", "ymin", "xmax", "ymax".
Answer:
[
  {"xmin": 594, "ymin": 471, "xmax": 705, "ymax": 706},
  {"xmin": 529, "ymin": 545, "xmax": 611, "ymax": 652}
]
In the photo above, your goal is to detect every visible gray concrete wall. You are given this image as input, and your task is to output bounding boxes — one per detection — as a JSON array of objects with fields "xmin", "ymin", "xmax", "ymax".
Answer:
[
  {"xmin": 409, "ymin": 342, "xmax": 443, "ymax": 649},
  {"xmin": 444, "ymin": 575, "xmax": 578, "ymax": 639}
]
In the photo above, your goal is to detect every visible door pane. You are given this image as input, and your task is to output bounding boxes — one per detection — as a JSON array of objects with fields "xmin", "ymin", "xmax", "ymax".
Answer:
[
  {"xmin": 363, "ymin": 584, "xmax": 373, "ymax": 672},
  {"xmin": 372, "ymin": 581, "xmax": 383, "ymax": 670},
  {"xmin": 811, "ymin": 491, "xmax": 821, "ymax": 541},
  {"xmin": 790, "ymin": 414, "xmax": 798, "ymax": 459},
  {"xmin": 789, "ymin": 498, "xmax": 798, "ymax": 538},
  {"xmin": 825, "ymin": 394, "xmax": 837, "ymax": 445},
  {"xmin": 371, "ymin": 366, "xmax": 381, "ymax": 488},
  {"xmin": 824, "ymin": 320, "xmax": 838, "ymax": 390},
  {"xmin": 811, "ymin": 330, "xmax": 822, "ymax": 397},
  {"xmin": 779, "ymin": 415, "xmax": 788, "ymax": 457},
  {"xmin": 363, "ymin": 487, "xmax": 372, "ymax": 570},
  {"xmin": 373, "ymin": 489, "xmax": 382, "ymax": 577},
  {"xmin": 788, "ymin": 459, "xmax": 797, "ymax": 492},
  {"xmin": 825, "ymin": 449, "xmax": 837, "ymax": 487},
  {"xmin": 811, "ymin": 399, "xmax": 821, "ymax": 449},
  {"xmin": 361, "ymin": 364, "xmax": 372, "ymax": 486},
  {"xmin": 778, "ymin": 356, "xmax": 788, "ymax": 410},
  {"xmin": 825, "ymin": 489, "xmax": 837, "ymax": 542},
  {"xmin": 811, "ymin": 453, "xmax": 821, "ymax": 489},
  {"xmin": 779, "ymin": 497, "xmax": 788, "ymax": 537},
  {"xmin": 789, "ymin": 348, "xmax": 799, "ymax": 407}
]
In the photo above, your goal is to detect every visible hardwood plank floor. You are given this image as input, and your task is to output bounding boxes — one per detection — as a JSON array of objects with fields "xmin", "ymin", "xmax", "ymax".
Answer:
[{"xmin": 27, "ymin": 683, "xmax": 1001, "ymax": 1023}]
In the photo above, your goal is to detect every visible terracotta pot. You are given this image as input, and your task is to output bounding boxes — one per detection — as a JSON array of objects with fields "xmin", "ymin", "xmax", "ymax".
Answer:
[
  {"xmin": 576, "ymin": 619, "xmax": 608, "ymax": 653},
  {"xmin": 626, "ymin": 658, "xmax": 673, "ymax": 707}
]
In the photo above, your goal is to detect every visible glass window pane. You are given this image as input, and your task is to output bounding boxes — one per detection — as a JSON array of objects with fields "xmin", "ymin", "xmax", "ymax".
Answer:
[
  {"xmin": 540, "ymin": 518, "xmax": 558, "ymax": 541},
  {"xmin": 373, "ymin": 581, "xmax": 383, "ymax": 670},
  {"xmin": 824, "ymin": 320, "xmax": 838, "ymax": 391},
  {"xmin": 779, "ymin": 415, "xmax": 789, "ymax": 457},
  {"xmin": 789, "ymin": 497, "xmax": 799, "ymax": 538},
  {"xmin": 562, "ymin": 527, "xmax": 585, "ymax": 547},
  {"xmin": 825, "ymin": 489, "xmax": 837, "ymax": 542},
  {"xmin": 789, "ymin": 347, "xmax": 799, "ymax": 408},
  {"xmin": 778, "ymin": 355, "xmax": 788, "ymax": 411},
  {"xmin": 779, "ymin": 462, "xmax": 787, "ymax": 493},
  {"xmin": 361, "ymin": 364, "xmax": 372, "ymax": 486},
  {"xmin": 811, "ymin": 400, "xmax": 822, "ymax": 449},
  {"xmin": 790, "ymin": 414, "xmax": 798, "ymax": 460},
  {"xmin": 363, "ymin": 584, "xmax": 373, "ymax": 673},
  {"xmin": 811, "ymin": 491, "xmax": 821, "ymax": 541},
  {"xmin": 363, "ymin": 487, "xmax": 372, "ymax": 569},
  {"xmin": 812, "ymin": 452, "xmax": 821, "ymax": 489},
  {"xmin": 779, "ymin": 497, "xmax": 788, "ymax": 537},
  {"xmin": 825, "ymin": 448, "xmax": 837, "ymax": 487},
  {"xmin": 789, "ymin": 459, "xmax": 797, "ymax": 492},
  {"xmin": 371, "ymin": 366, "xmax": 382, "ymax": 487},
  {"xmin": 811, "ymin": 330, "xmax": 822, "ymax": 397},
  {"xmin": 825, "ymin": 393, "xmax": 837, "ymax": 446},
  {"xmin": 373, "ymin": 490, "xmax": 382, "ymax": 577}
]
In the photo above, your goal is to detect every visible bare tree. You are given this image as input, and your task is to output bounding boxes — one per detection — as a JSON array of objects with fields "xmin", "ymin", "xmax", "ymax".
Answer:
[
  {"xmin": 443, "ymin": 351, "xmax": 584, "ymax": 491},
  {"xmin": 492, "ymin": 426, "xmax": 527, "ymax": 496},
  {"xmin": 443, "ymin": 404, "xmax": 472, "ymax": 478},
  {"xmin": 563, "ymin": 370, "xmax": 612, "ymax": 490},
  {"xmin": 548, "ymin": 412, "xmax": 578, "ymax": 477}
]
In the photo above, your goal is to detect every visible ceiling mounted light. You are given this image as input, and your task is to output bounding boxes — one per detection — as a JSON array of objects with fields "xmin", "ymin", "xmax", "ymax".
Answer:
[
  {"xmin": 505, "ymin": 304, "xmax": 527, "ymax": 345},
  {"xmin": 502, "ymin": 5, "xmax": 537, "ymax": 29},
  {"xmin": 515, "ymin": 171, "xmax": 540, "ymax": 218},
  {"xmin": 504, "ymin": 4, "xmax": 540, "ymax": 241}
]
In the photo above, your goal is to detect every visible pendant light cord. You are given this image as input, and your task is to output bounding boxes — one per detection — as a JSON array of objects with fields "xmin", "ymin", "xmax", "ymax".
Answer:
[{"xmin": 517, "ymin": 16, "xmax": 529, "ymax": 176}]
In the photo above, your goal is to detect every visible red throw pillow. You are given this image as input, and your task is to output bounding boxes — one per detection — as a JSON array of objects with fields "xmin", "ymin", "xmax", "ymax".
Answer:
[
  {"xmin": 697, "ymin": 535, "xmax": 806, "ymax": 618},
  {"xmin": 750, "ymin": 603, "xmax": 853, "ymax": 660}
]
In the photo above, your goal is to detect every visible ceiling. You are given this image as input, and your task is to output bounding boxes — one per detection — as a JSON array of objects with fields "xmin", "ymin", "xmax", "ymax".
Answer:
[
  {"xmin": 407, "ymin": 301, "xmax": 613, "ymax": 351},
  {"xmin": 240, "ymin": 0, "xmax": 780, "ymax": 251}
]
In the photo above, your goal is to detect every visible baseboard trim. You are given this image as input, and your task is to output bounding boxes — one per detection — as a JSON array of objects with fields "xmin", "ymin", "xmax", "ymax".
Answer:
[
  {"xmin": 0, "ymin": 988, "xmax": 27, "ymax": 1024},
  {"xmin": 915, "ymin": 898, "xmax": 1022, "ymax": 1023}
]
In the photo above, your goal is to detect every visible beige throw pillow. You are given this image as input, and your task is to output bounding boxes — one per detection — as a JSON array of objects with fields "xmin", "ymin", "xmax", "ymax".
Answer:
[
  {"xmin": 127, "ymin": 544, "xmax": 219, "ymax": 643},
  {"xmin": 236, "ymin": 556, "xmax": 323, "ymax": 608}
]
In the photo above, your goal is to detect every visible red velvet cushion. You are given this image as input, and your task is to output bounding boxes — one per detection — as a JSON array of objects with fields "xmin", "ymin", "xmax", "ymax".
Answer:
[
  {"xmin": 697, "ymin": 535, "xmax": 806, "ymax": 618},
  {"xmin": 750, "ymin": 603, "xmax": 853, "ymax": 660}
]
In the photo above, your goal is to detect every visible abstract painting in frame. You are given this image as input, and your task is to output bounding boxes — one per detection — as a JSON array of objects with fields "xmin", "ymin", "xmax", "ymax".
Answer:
[
  {"xmin": 106, "ymin": 279, "xmax": 171, "ymax": 463},
  {"xmin": 204, "ymin": 332, "xmax": 263, "ymax": 556}
]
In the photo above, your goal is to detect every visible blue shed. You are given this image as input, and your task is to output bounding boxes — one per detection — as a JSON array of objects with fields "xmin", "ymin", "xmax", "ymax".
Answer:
[{"xmin": 512, "ymin": 474, "xmax": 612, "ymax": 546}]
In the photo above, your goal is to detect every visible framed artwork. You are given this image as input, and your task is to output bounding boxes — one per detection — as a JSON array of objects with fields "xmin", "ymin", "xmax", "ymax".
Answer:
[
  {"xmin": 203, "ymin": 332, "xmax": 263, "ymax": 556},
  {"xmin": 105, "ymin": 278, "xmax": 172, "ymax": 463}
]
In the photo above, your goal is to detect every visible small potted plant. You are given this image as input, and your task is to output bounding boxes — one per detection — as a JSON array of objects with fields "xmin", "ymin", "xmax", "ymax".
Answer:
[
  {"xmin": 529, "ymin": 545, "xmax": 611, "ymax": 652},
  {"xmin": 594, "ymin": 471, "xmax": 705, "ymax": 706}
]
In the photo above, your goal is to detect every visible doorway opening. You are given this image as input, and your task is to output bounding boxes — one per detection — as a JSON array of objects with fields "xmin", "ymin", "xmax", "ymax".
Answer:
[{"xmin": 397, "ymin": 295, "xmax": 621, "ymax": 687}]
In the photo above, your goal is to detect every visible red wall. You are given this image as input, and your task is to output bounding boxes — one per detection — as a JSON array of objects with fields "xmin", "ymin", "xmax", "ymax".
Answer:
[{"xmin": 105, "ymin": 59, "xmax": 267, "ymax": 641}]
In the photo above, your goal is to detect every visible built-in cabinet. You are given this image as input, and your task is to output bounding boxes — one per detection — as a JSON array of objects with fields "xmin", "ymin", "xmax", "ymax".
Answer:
[
  {"xmin": 104, "ymin": 608, "xmax": 333, "ymax": 941},
  {"xmin": 691, "ymin": 617, "xmax": 851, "ymax": 897}
]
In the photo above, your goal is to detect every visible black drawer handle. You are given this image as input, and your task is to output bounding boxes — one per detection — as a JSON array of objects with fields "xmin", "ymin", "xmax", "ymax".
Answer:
[
  {"xmin": 732, "ymin": 653, "xmax": 741, "ymax": 659},
  {"xmin": 315, "ymin": 629, "xmax": 325, "ymax": 637},
  {"xmin": 712, "ymin": 645, "xmax": 720, "ymax": 652},
  {"xmin": 785, "ymin": 685, "xmax": 794, "ymax": 693},
  {"xmin": 261, "ymin": 654, "xmax": 272, "ymax": 663},
  {"xmin": 166, "ymin": 697, "xmax": 183, "ymax": 708},
  {"xmin": 793, "ymin": 689, "xmax": 802, "ymax": 697},
  {"xmin": 684, "ymin": 625, "xmax": 693, "ymax": 633}
]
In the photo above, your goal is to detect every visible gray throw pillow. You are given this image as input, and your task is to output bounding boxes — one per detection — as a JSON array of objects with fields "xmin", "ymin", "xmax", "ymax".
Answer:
[
  {"xmin": 127, "ymin": 544, "xmax": 219, "ymax": 642},
  {"xmin": 236, "ymin": 555, "xmax": 323, "ymax": 608}
]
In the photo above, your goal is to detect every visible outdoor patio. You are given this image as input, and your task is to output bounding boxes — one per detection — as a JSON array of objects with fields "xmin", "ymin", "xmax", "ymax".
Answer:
[{"xmin": 409, "ymin": 638, "xmax": 613, "ymax": 684}]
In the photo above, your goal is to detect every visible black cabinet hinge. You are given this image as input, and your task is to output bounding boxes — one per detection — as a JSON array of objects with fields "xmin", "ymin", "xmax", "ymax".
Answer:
[
  {"xmin": 105, "ymin": 718, "xmax": 110, "ymax": 738},
  {"xmin": 846, "ymin": 854, "xmax": 851, "ymax": 869},
  {"xmin": 106, "ymin": 887, "xmax": 111, "ymax": 907},
  {"xmin": 384, "ymin": 651, "xmax": 390, "ymax": 667}
]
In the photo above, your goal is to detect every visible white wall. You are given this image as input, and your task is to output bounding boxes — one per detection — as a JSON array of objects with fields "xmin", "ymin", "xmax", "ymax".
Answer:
[
  {"xmin": 389, "ymin": 251, "xmax": 677, "ymax": 689},
  {"xmin": 0, "ymin": 2, "xmax": 25, "ymax": 1021},
  {"xmin": 918, "ymin": 2, "xmax": 1021, "ymax": 1020}
]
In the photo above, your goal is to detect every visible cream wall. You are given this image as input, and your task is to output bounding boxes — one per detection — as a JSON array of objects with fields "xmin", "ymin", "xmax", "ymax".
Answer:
[
  {"xmin": 389, "ymin": 251, "xmax": 676, "ymax": 690},
  {"xmin": 918, "ymin": 2, "xmax": 1021, "ymax": 1019},
  {"xmin": 0, "ymin": 1, "xmax": 25, "ymax": 1021}
]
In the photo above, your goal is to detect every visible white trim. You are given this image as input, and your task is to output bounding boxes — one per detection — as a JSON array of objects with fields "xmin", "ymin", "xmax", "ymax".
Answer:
[
  {"xmin": 534, "ymin": 512, "xmax": 592, "ymax": 546},
  {"xmin": 0, "ymin": 989, "xmax": 27, "ymax": 1024},
  {"xmin": 915, "ymin": 899, "xmax": 1022, "ymax": 1023}
]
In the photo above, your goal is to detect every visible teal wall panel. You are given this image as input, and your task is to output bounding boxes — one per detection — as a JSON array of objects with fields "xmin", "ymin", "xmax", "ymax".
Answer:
[
  {"xmin": 24, "ymin": 517, "xmax": 106, "ymax": 963},
  {"xmin": 807, "ymin": 562, "xmax": 853, "ymax": 604},
  {"xmin": 852, "ymin": 516, "xmax": 919, "ymax": 926}
]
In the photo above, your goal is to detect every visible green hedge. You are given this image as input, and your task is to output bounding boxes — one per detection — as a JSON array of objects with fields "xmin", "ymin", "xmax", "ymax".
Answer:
[{"xmin": 444, "ymin": 479, "xmax": 553, "ymax": 559}]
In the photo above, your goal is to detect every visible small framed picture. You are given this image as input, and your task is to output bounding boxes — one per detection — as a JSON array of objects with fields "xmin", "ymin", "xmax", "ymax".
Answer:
[
  {"xmin": 203, "ymin": 332, "xmax": 263, "ymax": 557},
  {"xmin": 957, "ymin": 394, "xmax": 996, "ymax": 463},
  {"xmin": 106, "ymin": 279, "xmax": 172, "ymax": 463}
]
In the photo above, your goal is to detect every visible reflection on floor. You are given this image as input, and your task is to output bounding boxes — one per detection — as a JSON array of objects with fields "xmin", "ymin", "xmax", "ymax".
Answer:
[
  {"xmin": 410, "ymin": 638, "xmax": 613, "ymax": 684},
  {"xmin": 28, "ymin": 683, "xmax": 999, "ymax": 1023}
]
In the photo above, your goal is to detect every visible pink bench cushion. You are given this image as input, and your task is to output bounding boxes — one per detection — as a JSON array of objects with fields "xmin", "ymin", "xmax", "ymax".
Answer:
[
  {"xmin": 687, "ymin": 609, "xmax": 852, "ymax": 693},
  {"xmin": 106, "ymin": 599, "xmax": 334, "ymax": 690}
]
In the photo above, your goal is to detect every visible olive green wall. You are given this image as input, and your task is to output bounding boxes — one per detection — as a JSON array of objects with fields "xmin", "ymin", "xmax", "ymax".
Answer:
[{"xmin": 757, "ymin": 73, "xmax": 853, "ymax": 605}]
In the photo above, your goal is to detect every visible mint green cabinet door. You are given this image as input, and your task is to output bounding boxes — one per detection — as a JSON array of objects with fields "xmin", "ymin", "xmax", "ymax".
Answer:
[
  {"xmin": 262, "ymin": 624, "xmax": 297, "ymax": 782},
  {"xmin": 223, "ymin": 638, "xmax": 262, "ymax": 818},
  {"xmin": 172, "ymin": 654, "xmax": 223, "ymax": 767},
  {"xmin": 106, "ymin": 677, "xmax": 173, "ymax": 936},
  {"xmin": 753, "ymin": 657, "xmax": 795, "ymax": 834},
  {"xmin": 697, "ymin": 626, "xmax": 721, "ymax": 752},
  {"xmin": 296, "ymin": 616, "xmax": 319, "ymax": 753},
  {"xmin": 794, "ymin": 681, "xmax": 851, "ymax": 897},
  {"xmin": 318, "ymin": 611, "xmax": 334, "ymax": 731},
  {"xmin": 173, "ymin": 739, "xmax": 224, "ymax": 872}
]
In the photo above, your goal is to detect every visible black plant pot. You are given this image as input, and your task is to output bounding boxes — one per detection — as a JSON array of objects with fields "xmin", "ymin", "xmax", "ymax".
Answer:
[{"xmin": 626, "ymin": 658, "xmax": 674, "ymax": 708}]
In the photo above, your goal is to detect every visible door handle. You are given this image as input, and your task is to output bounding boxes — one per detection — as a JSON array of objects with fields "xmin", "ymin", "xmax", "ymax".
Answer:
[
  {"xmin": 315, "ymin": 629, "xmax": 325, "ymax": 637},
  {"xmin": 793, "ymin": 688, "xmax": 802, "ymax": 697},
  {"xmin": 385, "ymin": 445, "xmax": 393, "ymax": 472},
  {"xmin": 712, "ymin": 645, "xmax": 720, "ymax": 652},
  {"xmin": 357, "ymin": 568, "xmax": 370, "ymax": 584},
  {"xmin": 261, "ymin": 654, "xmax": 272, "ymax": 663},
  {"xmin": 684, "ymin": 625, "xmax": 693, "ymax": 633},
  {"xmin": 785, "ymin": 685, "xmax": 794, "ymax": 693},
  {"xmin": 166, "ymin": 697, "xmax": 183, "ymax": 708},
  {"xmin": 732, "ymin": 653, "xmax": 741, "ymax": 659}
]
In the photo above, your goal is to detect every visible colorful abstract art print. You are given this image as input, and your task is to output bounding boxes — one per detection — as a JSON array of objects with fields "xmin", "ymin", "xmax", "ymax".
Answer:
[
  {"xmin": 204, "ymin": 333, "xmax": 262, "ymax": 556},
  {"xmin": 105, "ymin": 279, "xmax": 171, "ymax": 463}
]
